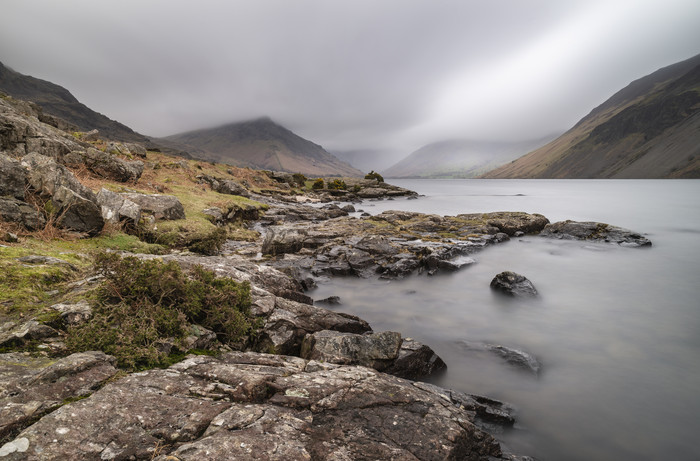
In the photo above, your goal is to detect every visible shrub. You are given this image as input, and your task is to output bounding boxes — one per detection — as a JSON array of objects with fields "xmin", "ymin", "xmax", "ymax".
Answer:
[
  {"xmin": 312, "ymin": 178, "xmax": 324, "ymax": 190},
  {"xmin": 65, "ymin": 253, "xmax": 252, "ymax": 369},
  {"xmin": 327, "ymin": 179, "xmax": 347, "ymax": 190},
  {"xmin": 364, "ymin": 170, "xmax": 384, "ymax": 182},
  {"xmin": 292, "ymin": 173, "xmax": 307, "ymax": 186},
  {"xmin": 187, "ymin": 227, "xmax": 228, "ymax": 255}
]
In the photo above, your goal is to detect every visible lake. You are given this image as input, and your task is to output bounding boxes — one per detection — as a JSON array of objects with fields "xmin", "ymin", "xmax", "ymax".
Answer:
[{"xmin": 311, "ymin": 179, "xmax": 700, "ymax": 461}]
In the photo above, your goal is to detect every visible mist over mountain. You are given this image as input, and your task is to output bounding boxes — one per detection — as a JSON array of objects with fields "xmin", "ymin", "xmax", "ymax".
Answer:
[
  {"xmin": 483, "ymin": 53, "xmax": 700, "ymax": 179},
  {"xmin": 382, "ymin": 137, "xmax": 556, "ymax": 179},
  {"xmin": 162, "ymin": 118, "xmax": 363, "ymax": 177},
  {"xmin": 331, "ymin": 148, "xmax": 407, "ymax": 174}
]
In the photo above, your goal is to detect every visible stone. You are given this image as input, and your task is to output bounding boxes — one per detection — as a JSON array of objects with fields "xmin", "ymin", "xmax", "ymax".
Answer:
[
  {"xmin": 121, "ymin": 193, "xmax": 185, "ymax": 220},
  {"xmin": 96, "ymin": 188, "xmax": 141, "ymax": 225},
  {"xmin": 490, "ymin": 271, "xmax": 538, "ymax": 297},
  {"xmin": 261, "ymin": 227, "xmax": 309, "ymax": 255},
  {"xmin": 51, "ymin": 186, "xmax": 105, "ymax": 236},
  {"xmin": 0, "ymin": 352, "xmax": 510, "ymax": 460},
  {"xmin": 486, "ymin": 344, "xmax": 542, "ymax": 376},
  {"xmin": 0, "ymin": 153, "xmax": 26, "ymax": 199},
  {"xmin": 0, "ymin": 197, "xmax": 46, "ymax": 230},
  {"xmin": 0, "ymin": 320, "xmax": 58, "ymax": 349},
  {"xmin": 81, "ymin": 129, "xmax": 100, "ymax": 141},
  {"xmin": 314, "ymin": 295, "xmax": 341, "ymax": 305},
  {"xmin": 50, "ymin": 300, "xmax": 92, "ymax": 325},
  {"xmin": 63, "ymin": 147, "xmax": 144, "ymax": 182},
  {"xmin": 22, "ymin": 153, "xmax": 97, "ymax": 203},
  {"xmin": 540, "ymin": 220, "xmax": 652, "ymax": 247},
  {"xmin": 383, "ymin": 337, "xmax": 448, "ymax": 379},
  {"xmin": 300, "ymin": 330, "xmax": 402, "ymax": 371}
]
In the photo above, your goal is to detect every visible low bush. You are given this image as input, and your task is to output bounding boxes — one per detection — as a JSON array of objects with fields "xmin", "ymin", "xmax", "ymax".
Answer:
[
  {"xmin": 327, "ymin": 179, "xmax": 347, "ymax": 190},
  {"xmin": 311, "ymin": 178, "xmax": 324, "ymax": 190},
  {"xmin": 364, "ymin": 170, "xmax": 384, "ymax": 182},
  {"xmin": 65, "ymin": 253, "xmax": 253, "ymax": 369}
]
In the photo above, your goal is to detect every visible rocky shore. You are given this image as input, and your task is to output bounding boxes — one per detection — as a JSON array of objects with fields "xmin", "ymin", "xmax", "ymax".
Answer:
[{"xmin": 0, "ymin": 92, "xmax": 651, "ymax": 460}]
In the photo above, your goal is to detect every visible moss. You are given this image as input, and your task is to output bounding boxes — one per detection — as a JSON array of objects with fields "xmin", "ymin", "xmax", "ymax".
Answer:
[{"xmin": 64, "ymin": 254, "xmax": 253, "ymax": 370}]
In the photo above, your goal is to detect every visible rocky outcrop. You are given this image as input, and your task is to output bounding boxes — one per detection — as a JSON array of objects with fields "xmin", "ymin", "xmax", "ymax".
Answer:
[
  {"xmin": 52, "ymin": 186, "xmax": 104, "ymax": 236},
  {"xmin": 384, "ymin": 337, "xmax": 448, "ymax": 380},
  {"xmin": 490, "ymin": 271, "xmax": 538, "ymax": 297},
  {"xmin": 121, "ymin": 193, "xmax": 185, "ymax": 220},
  {"xmin": 0, "ymin": 197, "xmax": 45, "ymax": 230},
  {"xmin": 540, "ymin": 220, "xmax": 652, "ymax": 247},
  {"xmin": 300, "ymin": 330, "xmax": 403, "ymax": 370},
  {"xmin": 96, "ymin": 188, "xmax": 141, "ymax": 225},
  {"xmin": 63, "ymin": 147, "xmax": 144, "ymax": 182},
  {"xmin": 0, "ymin": 352, "xmax": 514, "ymax": 460},
  {"xmin": 198, "ymin": 174, "xmax": 250, "ymax": 197},
  {"xmin": 0, "ymin": 154, "xmax": 25, "ymax": 200}
]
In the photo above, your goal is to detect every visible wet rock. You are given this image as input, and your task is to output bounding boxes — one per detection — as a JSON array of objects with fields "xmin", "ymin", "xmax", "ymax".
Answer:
[
  {"xmin": 300, "ymin": 330, "xmax": 402, "ymax": 371},
  {"xmin": 490, "ymin": 271, "xmax": 538, "ymax": 297},
  {"xmin": 486, "ymin": 344, "xmax": 542, "ymax": 376},
  {"xmin": 121, "ymin": 193, "xmax": 185, "ymax": 220},
  {"xmin": 0, "ymin": 197, "xmax": 46, "ymax": 230},
  {"xmin": 0, "ymin": 352, "xmax": 509, "ymax": 460},
  {"xmin": 315, "ymin": 295, "xmax": 341, "ymax": 305},
  {"xmin": 383, "ymin": 337, "xmax": 447, "ymax": 380},
  {"xmin": 540, "ymin": 220, "xmax": 652, "ymax": 247},
  {"xmin": 0, "ymin": 153, "xmax": 26, "ymax": 200}
]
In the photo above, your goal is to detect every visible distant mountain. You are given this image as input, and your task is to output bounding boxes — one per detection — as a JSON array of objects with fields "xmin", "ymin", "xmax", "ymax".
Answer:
[
  {"xmin": 331, "ymin": 148, "xmax": 407, "ymax": 173},
  {"xmin": 483, "ymin": 53, "xmax": 700, "ymax": 179},
  {"xmin": 383, "ymin": 137, "xmax": 554, "ymax": 179},
  {"xmin": 0, "ymin": 61, "xmax": 151, "ymax": 144},
  {"xmin": 162, "ymin": 117, "xmax": 363, "ymax": 177}
]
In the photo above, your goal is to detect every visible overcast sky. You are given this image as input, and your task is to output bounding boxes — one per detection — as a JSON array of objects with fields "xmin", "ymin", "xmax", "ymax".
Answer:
[{"xmin": 1, "ymin": 0, "xmax": 699, "ymax": 154}]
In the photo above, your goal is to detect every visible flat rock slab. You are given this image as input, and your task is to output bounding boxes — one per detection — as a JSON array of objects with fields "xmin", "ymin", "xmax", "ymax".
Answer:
[
  {"xmin": 0, "ymin": 352, "xmax": 513, "ymax": 460},
  {"xmin": 540, "ymin": 220, "xmax": 651, "ymax": 247}
]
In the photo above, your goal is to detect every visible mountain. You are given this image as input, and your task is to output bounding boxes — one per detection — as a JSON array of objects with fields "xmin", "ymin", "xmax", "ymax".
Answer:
[
  {"xmin": 331, "ymin": 148, "xmax": 407, "ymax": 173},
  {"xmin": 0, "ymin": 61, "xmax": 151, "ymax": 144},
  {"xmin": 383, "ymin": 137, "xmax": 555, "ymax": 178},
  {"xmin": 162, "ymin": 117, "xmax": 363, "ymax": 177},
  {"xmin": 483, "ymin": 53, "xmax": 700, "ymax": 179}
]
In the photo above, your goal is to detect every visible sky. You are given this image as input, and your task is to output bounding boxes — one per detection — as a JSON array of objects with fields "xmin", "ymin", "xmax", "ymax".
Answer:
[{"xmin": 1, "ymin": 0, "xmax": 699, "ymax": 156}]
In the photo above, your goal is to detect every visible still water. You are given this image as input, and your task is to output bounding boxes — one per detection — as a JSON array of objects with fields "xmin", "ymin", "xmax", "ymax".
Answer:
[{"xmin": 311, "ymin": 180, "xmax": 700, "ymax": 461}]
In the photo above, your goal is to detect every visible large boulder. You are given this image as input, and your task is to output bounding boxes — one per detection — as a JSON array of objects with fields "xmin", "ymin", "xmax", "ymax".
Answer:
[
  {"xmin": 540, "ymin": 220, "xmax": 652, "ymax": 247},
  {"xmin": 300, "ymin": 330, "xmax": 403, "ymax": 371},
  {"xmin": 0, "ymin": 352, "xmax": 512, "ymax": 460},
  {"xmin": 63, "ymin": 147, "xmax": 144, "ymax": 182},
  {"xmin": 384, "ymin": 337, "xmax": 448, "ymax": 379},
  {"xmin": 51, "ymin": 186, "xmax": 104, "ymax": 236},
  {"xmin": 261, "ymin": 227, "xmax": 310, "ymax": 255},
  {"xmin": 96, "ymin": 188, "xmax": 141, "ymax": 225},
  {"xmin": 0, "ymin": 197, "xmax": 46, "ymax": 230},
  {"xmin": 22, "ymin": 153, "xmax": 97, "ymax": 203},
  {"xmin": 0, "ymin": 153, "xmax": 26, "ymax": 199},
  {"xmin": 121, "ymin": 193, "xmax": 185, "ymax": 220},
  {"xmin": 490, "ymin": 271, "xmax": 538, "ymax": 297}
]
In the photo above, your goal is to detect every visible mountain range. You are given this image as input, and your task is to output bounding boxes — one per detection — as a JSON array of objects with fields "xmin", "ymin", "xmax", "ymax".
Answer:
[
  {"xmin": 483, "ymin": 53, "xmax": 700, "ymax": 178},
  {"xmin": 382, "ymin": 137, "xmax": 556, "ymax": 178}
]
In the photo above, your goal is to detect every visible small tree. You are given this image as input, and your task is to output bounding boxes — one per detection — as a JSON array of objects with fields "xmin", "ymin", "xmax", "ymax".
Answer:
[
  {"xmin": 365, "ymin": 170, "xmax": 384, "ymax": 182},
  {"xmin": 311, "ymin": 178, "xmax": 324, "ymax": 190}
]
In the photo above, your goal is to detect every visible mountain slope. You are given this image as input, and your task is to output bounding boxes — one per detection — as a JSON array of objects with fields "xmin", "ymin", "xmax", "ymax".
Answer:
[
  {"xmin": 0, "ymin": 61, "xmax": 150, "ymax": 144},
  {"xmin": 162, "ymin": 117, "xmax": 363, "ymax": 177},
  {"xmin": 482, "ymin": 53, "xmax": 700, "ymax": 179},
  {"xmin": 383, "ymin": 137, "xmax": 554, "ymax": 178}
]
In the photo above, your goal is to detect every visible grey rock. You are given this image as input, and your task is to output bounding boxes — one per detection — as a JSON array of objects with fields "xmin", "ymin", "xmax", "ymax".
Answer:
[
  {"xmin": 81, "ymin": 129, "xmax": 99, "ymax": 141},
  {"xmin": 17, "ymin": 255, "xmax": 75, "ymax": 268},
  {"xmin": 123, "ymin": 142, "xmax": 148, "ymax": 158},
  {"xmin": 301, "ymin": 330, "xmax": 402, "ymax": 371},
  {"xmin": 52, "ymin": 186, "xmax": 105, "ymax": 236},
  {"xmin": 486, "ymin": 344, "xmax": 542, "ymax": 376},
  {"xmin": 23, "ymin": 153, "xmax": 97, "ymax": 203},
  {"xmin": 384, "ymin": 337, "xmax": 447, "ymax": 379},
  {"xmin": 540, "ymin": 220, "xmax": 652, "ymax": 247},
  {"xmin": 198, "ymin": 174, "xmax": 250, "ymax": 197},
  {"xmin": 50, "ymin": 300, "xmax": 92, "ymax": 325},
  {"xmin": 121, "ymin": 193, "xmax": 185, "ymax": 220},
  {"xmin": 314, "ymin": 295, "xmax": 341, "ymax": 305},
  {"xmin": 0, "ymin": 197, "xmax": 46, "ymax": 230},
  {"xmin": 0, "ymin": 153, "xmax": 26, "ymax": 199},
  {"xmin": 96, "ymin": 188, "xmax": 141, "ymax": 225},
  {"xmin": 1, "ymin": 352, "xmax": 508, "ymax": 460},
  {"xmin": 0, "ymin": 320, "xmax": 58, "ymax": 349},
  {"xmin": 490, "ymin": 271, "xmax": 538, "ymax": 297},
  {"xmin": 0, "ymin": 351, "xmax": 118, "ymax": 443},
  {"xmin": 262, "ymin": 227, "xmax": 310, "ymax": 255},
  {"xmin": 63, "ymin": 147, "xmax": 144, "ymax": 182}
]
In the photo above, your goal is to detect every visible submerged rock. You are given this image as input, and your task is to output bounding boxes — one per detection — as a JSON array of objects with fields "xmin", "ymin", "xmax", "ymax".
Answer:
[
  {"xmin": 460, "ymin": 341, "xmax": 541, "ymax": 376},
  {"xmin": 540, "ymin": 220, "xmax": 651, "ymax": 247},
  {"xmin": 490, "ymin": 271, "xmax": 538, "ymax": 297}
]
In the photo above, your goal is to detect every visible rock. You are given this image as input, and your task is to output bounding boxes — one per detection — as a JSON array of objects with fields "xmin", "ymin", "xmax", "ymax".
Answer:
[
  {"xmin": 300, "ymin": 330, "xmax": 403, "ymax": 371},
  {"xmin": 341, "ymin": 204, "xmax": 356, "ymax": 212},
  {"xmin": 81, "ymin": 129, "xmax": 99, "ymax": 141},
  {"xmin": 0, "ymin": 197, "xmax": 46, "ymax": 230},
  {"xmin": 50, "ymin": 300, "xmax": 92, "ymax": 325},
  {"xmin": 96, "ymin": 188, "xmax": 141, "ymax": 225},
  {"xmin": 0, "ymin": 352, "xmax": 509, "ymax": 460},
  {"xmin": 63, "ymin": 147, "xmax": 144, "ymax": 182},
  {"xmin": 540, "ymin": 220, "xmax": 652, "ymax": 247},
  {"xmin": 17, "ymin": 255, "xmax": 76, "ymax": 268},
  {"xmin": 3, "ymin": 232, "xmax": 18, "ymax": 243},
  {"xmin": 490, "ymin": 271, "xmax": 538, "ymax": 297},
  {"xmin": 0, "ymin": 351, "xmax": 118, "ymax": 443},
  {"xmin": 315, "ymin": 295, "xmax": 341, "ymax": 305},
  {"xmin": 0, "ymin": 320, "xmax": 58, "ymax": 349},
  {"xmin": 22, "ymin": 153, "xmax": 97, "ymax": 203},
  {"xmin": 485, "ymin": 344, "xmax": 542, "ymax": 376},
  {"xmin": 482, "ymin": 212, "xmax": 550, "ymax": 235},
  {"xmin": 261, "ymin": 227, "xmax": 310, "ymax": 255},
  {"xmin": 198, "ymin": 174, "xmax": 250, "ymax": 197},
  {"xmin": 0, "ymin": 153, "xmax": 26, "ymax": 199},
  {"xmin": 121, "ymin": 193, "xmax": 185, "ymax": 220},
  {"xmin": 51, "ymin": 186, "xmax": 105, "ymax": 236},
  {"xmin": 123, "ymin": 142, "xmax": 148, "ymax": 158},
  {"xmin": 383, "ymin": 337, "xmax": 447, "ymax": 379}
]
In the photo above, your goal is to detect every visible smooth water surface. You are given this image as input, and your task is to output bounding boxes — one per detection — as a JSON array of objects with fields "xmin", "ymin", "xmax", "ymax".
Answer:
[{"xmin": 312, "ymin": 179, "xmax": 700, "ymax": 461}]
